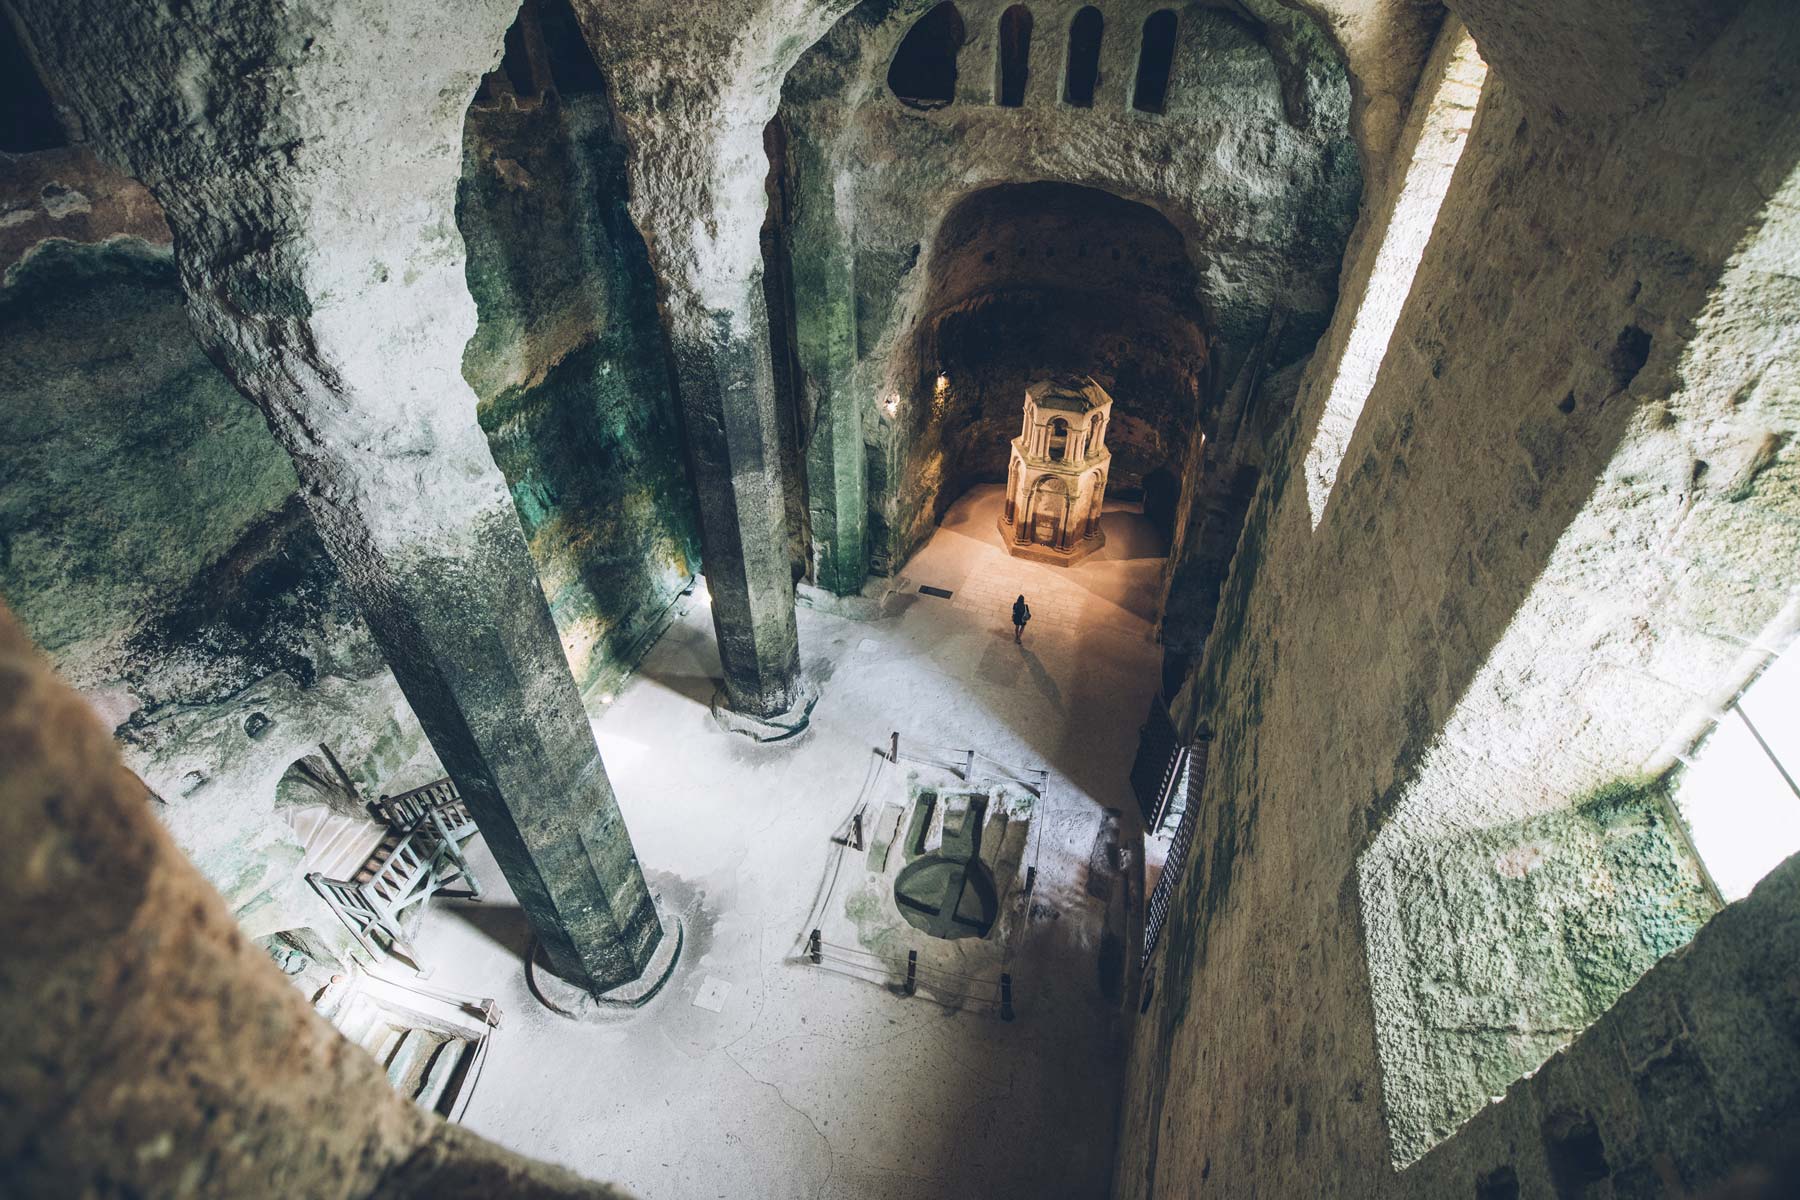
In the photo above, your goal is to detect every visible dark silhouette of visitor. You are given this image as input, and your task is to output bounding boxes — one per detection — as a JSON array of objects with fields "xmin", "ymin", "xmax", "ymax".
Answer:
[{"xmin": 1012, "ymin": 594, "xmax": 1031, "ymax": 643}]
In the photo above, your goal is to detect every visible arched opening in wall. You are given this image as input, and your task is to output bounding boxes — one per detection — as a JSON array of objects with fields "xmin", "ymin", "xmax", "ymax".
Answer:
[
  {"xmin": 1, "ymin": 14, "xmax": 64, "ymax": 151},
  {"xmin": 1131, "ymin": 10, "xmax": 1178, "ymax": 114},
  {"xmin": 473, "ymin": 0, "xmax": 607, "ymax": 107},
  {"xmin": 1302, "ymin": 26, "xmax": 1486, "ymax": 528},
  {"xmin": 889, "ymin": 2, "xmax": 966, "ymax": 110},
  {"xmin": 996, "ymin": 5, "xmax": 1033, "ymax": 107},
  {"xmin": 1358, "ymin": 146, "xmax": 1800, "ymax": 1169},
  {"xmin": 1142, "ymin": 466, "xmax": 1179, "ymax": 537},
  {"xmin": 880, "ymin": 182, "xmax": 1207, "ymax": 589},
  {"xmin": 1064, "ymin": 7, "xmax": 1103, "ymax": 108},
  {"xmin": 275, "ymin": 750, "xmax": 366, "ymax": 820}
]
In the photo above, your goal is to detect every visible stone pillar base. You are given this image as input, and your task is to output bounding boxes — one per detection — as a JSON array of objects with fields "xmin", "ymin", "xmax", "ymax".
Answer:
[
  {"xmin": 710, "ymin": 678, "xmax": 821, "ymax": 743},
  {"xmin": 527, "ymin": 900, "xmax": 685, "ymax": 1021}
]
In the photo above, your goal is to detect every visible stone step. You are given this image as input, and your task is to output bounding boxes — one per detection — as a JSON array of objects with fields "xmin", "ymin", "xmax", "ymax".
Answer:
[
  {"xmin": 413, "ymin": 1037, "xmax": 474, "ymax": 1115},
  {"xmin": 288, "ymin": 804, "xmax": 329, "ymax": 847},
  {"xmin": 385, "ymin": 1028, "xmax": 437, "ymax": 1097},
  {"xmin": 333, "ymin": 996, "xmax": 381, "ymax": 1049},
  {"xmin": 315, "ymin": 819, "xmax": 388, "ymax": 882},
  {"xmin": 369, "ymin": 1023, "xmax": 402, "ymax": 1062},
  {"xmin": 306, "ymin": 814, "xmax": 359, "ymax": 869}
]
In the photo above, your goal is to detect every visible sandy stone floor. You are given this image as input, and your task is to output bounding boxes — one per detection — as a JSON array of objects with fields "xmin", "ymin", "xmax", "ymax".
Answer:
[{"xmin": 409, "ymin": 485, "xmax": 1167, "ymax": 1199}]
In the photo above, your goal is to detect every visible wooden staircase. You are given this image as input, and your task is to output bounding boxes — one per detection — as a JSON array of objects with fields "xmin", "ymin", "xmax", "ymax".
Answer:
[{"xmin": 291, "ymin": 777, "xmax": 483, "ymax": 967}]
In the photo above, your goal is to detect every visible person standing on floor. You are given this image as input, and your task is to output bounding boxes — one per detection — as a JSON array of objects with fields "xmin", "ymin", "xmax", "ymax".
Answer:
[{"xmin": 1012, "ymin": 594, "xmax": 1031, "ymax": 644}]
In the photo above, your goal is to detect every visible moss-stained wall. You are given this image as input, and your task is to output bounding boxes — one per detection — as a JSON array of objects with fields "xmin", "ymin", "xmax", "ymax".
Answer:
[
  {"xmin": 1, "ymin": 83, "xmax": 704, "ymax": 941},
  {"xmin": 0, "ymin": 239, "xmax": 294, "ymax": 665},
  {"xmin": 459, "ymin": 91, "xmax": 700, "ymax": 699},
  {"xmin": 1363, "ymin": 779, "xmax": 1715, "ymax": 1163},
  {"xmin": 1119, "ymin": 4, "xmax": 1800, "ymax": 1196},
  {"xmin": 0, "ymin": 197, "xmax": 438, "ymax": 948}
]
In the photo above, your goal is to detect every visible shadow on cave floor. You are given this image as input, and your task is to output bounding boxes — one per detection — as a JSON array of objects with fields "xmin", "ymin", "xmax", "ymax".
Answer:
[
  {"xmin": 435, "ymin": 893, "xmax": 533, "ymax": 961},
  {"xmin": 636, "ymin": 669, "xmax": 717, "ymax": 707},
  {"xmin": 630, "ymin": 614, "xmax": 723, "ymax": 707}
]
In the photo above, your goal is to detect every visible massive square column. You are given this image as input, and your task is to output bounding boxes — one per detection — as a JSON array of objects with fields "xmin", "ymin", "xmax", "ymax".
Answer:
[{"xmin": 9, "ymin": 0, "xmax": 663, "ymax": 994}]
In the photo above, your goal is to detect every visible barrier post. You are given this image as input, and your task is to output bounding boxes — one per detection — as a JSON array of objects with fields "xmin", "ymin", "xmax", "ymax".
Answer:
[
  {"xmin": 808, "ymin": 929, "xmax": 822, "ymax": 964},
  {"xmin": 905, "ymin": 950, "xmax": 918, "ymax": 996},
  {"xmin": 1000, "ymin": 973, "xmax": 1015, "ymax": 1021}
]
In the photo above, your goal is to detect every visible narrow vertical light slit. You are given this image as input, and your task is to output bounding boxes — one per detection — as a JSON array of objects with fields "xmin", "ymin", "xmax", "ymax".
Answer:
[{"xmin": 1304, "ymin": 30, "xmax": 1486, "ymax": 529}]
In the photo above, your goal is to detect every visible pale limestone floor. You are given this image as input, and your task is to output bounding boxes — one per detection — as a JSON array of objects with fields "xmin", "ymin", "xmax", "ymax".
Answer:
[{"xmin": 410, "ymin": 485, "xmax": 1167, "ymax": 1199}]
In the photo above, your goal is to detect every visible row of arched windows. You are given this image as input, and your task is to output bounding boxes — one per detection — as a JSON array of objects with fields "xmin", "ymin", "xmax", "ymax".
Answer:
[{"xmin": 890, "ymin": 4, "xmax": 1179, "ymax": 114}]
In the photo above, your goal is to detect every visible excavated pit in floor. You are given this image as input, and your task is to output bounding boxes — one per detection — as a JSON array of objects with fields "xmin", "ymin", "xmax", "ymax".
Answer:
[{"xmin": 405, "ymin": 484, "xmax": 1167, "ymax": 1199}]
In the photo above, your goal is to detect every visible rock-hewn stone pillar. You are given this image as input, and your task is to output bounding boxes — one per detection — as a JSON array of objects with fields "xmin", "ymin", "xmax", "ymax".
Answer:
[
  {"xmin": 577, "ymin": 0, "xmax": 863, "ymax": 716},
  {"xmin": 9, "ymin": 0, "xmax": 661, "ymax": 993},
  {"xmin": 305, "ymin": 497, "xmax": 662, "ymax": 992},
  {"xmin": 666, "ymin": 282, "xmax": 807, "ymax": 716},
  {"xmin": 0, "ymin": 600, "xmax": 634, "ymax": 1198},
  {"xmin": 789, "ymin": 134, "xmax": 869, "ymax": 596}
]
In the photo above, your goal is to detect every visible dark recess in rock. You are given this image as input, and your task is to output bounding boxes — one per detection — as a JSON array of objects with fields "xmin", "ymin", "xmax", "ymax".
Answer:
[
  {"xmin": 1065, "ymin": 6, "xmax": 1104, "ymax": 107},
  {"xmin": 997, "ymin": 5, "xmax": 1032, "ymax": 107},
  {"xmin": 1132, "ymin": 10, "xmax": 1178, "ymax": 114},
  {"xmin": 1476, "ymin": 1165, "xmax": 1520, "ymax": 1200},
  {"xmin": 888, "ymin": 2, "xmax": 964, "ymax": 109},
  {"xmin": 1543, "ymin": 1110, "xmax": 1610, "ymax": 1197},
  {"xmin": 1609, "ymin": 324, "xmax": 1652, "ymax": 393},
  {"xmin": 0, "ymin": 16, "xmax": 63, "ymax": 151}
]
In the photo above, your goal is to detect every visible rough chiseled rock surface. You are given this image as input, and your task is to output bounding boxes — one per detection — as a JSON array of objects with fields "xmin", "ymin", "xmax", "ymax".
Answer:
[
  {"xmin": 6, "ymin": 0, "xmax": 666, "ymax": 993},
  {"xmin": 1, "ymin": 0, "xmax": 723, "ymax": 957},
  {"xmin": 776, "ymin": 0, "xmax": 1367, "ymax": 587},
  {"xmin": 0, "ymin": 603, "xmax": 632, "ymax": 1199},
  {"xmin": 0, "ymin": 159, "xmax": 439, "ymax": 948},
  {"xmin": 4, "ymin": 0, "xmax": 1795, "ymax": 1195},
  {"xmin": 1119, "ymin": 1, "xmax": 1800, "ymax": 1195},
  {"xmin": 0, "ymin": 99, "xmax": 706, "ymax": 944}
]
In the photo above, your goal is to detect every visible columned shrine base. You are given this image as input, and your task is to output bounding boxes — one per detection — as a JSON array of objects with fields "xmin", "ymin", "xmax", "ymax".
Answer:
[{"xmin": 996, "ymin": 519, "xmax": 1107, "ymax": 566}]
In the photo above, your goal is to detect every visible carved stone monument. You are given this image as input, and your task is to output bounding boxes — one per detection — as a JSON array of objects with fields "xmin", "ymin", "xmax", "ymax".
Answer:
[{"xmin": 998, "ymin": 374, "xmax": 1113, "ymax": 565}]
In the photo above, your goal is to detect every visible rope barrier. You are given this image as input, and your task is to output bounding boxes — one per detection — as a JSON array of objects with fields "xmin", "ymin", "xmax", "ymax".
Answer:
[
  {"xmin": 809, "ymin": 955, "xmax": 1000, "ymax": 1007},
  {"xmin": 797, "ymin": 733, "xmax": 1046, "ymax": 1018},
  {"xmin": 818, "ymin": 940, "xmax": 1000, "ymax": 987},
  {"xmin": 817, "ymin": 945, "xmax": 995, "ymax": 991},
  {"xmin": 888, "ymin": 733, "xmax": 1048, "ymax": 792}
]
